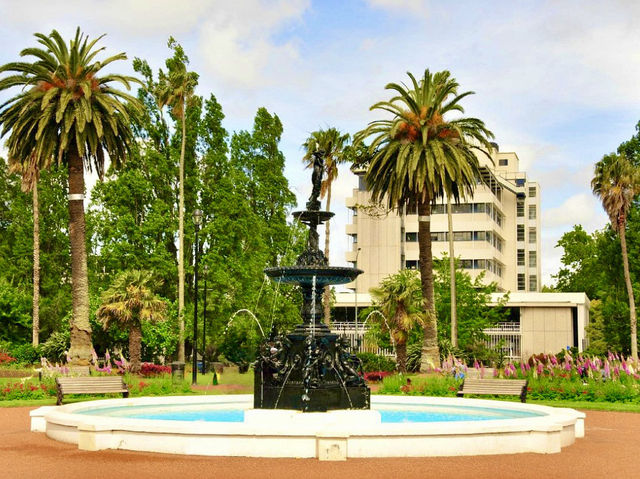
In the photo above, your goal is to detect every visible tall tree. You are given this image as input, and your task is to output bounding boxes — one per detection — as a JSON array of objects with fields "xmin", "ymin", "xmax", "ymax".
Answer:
[
  {"xmin": 302, "ymin": 128, "xmax": 350, "ymax": 324},
  {"xmin": 9, "ymin": 158, "xmax": 41, "ymax": 345},
  {"xmin": 591, "ymin": 153, "xmax": 640, "ymax": 361},
  {"xmin": 370, "ymin": 269, "xmax": 426, "ymax": 372},
  {"xmin": 155, "ymin": 37, "xmax": 199, "ymax": 362},
  {"xmin": 355, "ymin": 70, "xmax": 493, "ymax": 369},
  {"xmin": 97, "ymin": 270, "xmax": 166, "ymax": 373},
  {"xmin": 0, "ymin": 28, "xmax": 142, "ymax": 363}
]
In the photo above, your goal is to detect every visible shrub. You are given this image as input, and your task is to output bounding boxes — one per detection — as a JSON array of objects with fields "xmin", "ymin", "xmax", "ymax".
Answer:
[
  {"xmin": 39, "ymin": 332, "xmax": 70, "ymax": 362},
  {"xmin": 140, "ymin": 363, "xmax": 171, "ymax": 377},
  {"xmin": 364, "ymin": 371, "xmax": 392, "ymax": 382},
  {"xmin": 357, "ymin": 352, "xmax": 396, "ymax": 372},
  {"xmin": 0, "ymin": 379, "xmax": 56, "ymax": 400},
  {"xmin": 9, "ymin": 343, "xmax": 40, "ymax": 365},
  {"xmin": 0, "ymin": 352, "xmax": 16, "ymax": 365}
]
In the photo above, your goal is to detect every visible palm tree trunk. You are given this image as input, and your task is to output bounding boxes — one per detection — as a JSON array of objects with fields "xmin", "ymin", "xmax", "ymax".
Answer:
[
  {"xmin": 620, "ymin": 225, "xmax": 638, "ymax": 361},
  {"xmin": 447, "ymin": 196, "xmax": 457, "ymax": 348},
  {"xmin": 323, "ymin": 184, "xmax": 332, "ymax": 325},
  {"xmin": 32, "ymin": 180, "xmax": 40, "ymax": 347},
  {"xmin": 396, "ymin": 338, "xmax": 407, "ymax": 373},
  {"xmin": 66, "ymin": 142, "xmax": 93, "ymax": 365},
  {"xmin": 129, "ymin": 321, "xmax": 142, "ymax": 374},
  {"xmin": 418, "ymin": 198, "xmax": 440, "ymax": 370},
  {"xmin": 177, "ymin": 111, "xmax": 186, "ymax": 362}
]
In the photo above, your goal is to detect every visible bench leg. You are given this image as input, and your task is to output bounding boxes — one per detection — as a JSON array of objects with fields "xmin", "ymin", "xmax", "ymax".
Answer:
[
  {"xmin": 56, "ymin": 389, "xmax": 63, "ymax": 406},
  {"xmin": 123, "ymin": 392, "xmax": 129, "ymax": 399}
]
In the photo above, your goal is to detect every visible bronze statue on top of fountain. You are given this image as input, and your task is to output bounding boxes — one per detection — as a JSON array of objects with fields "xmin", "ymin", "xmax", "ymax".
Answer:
[{"xmin": 296, "ymin": 150, "xmax": 329, "ymax": 267}]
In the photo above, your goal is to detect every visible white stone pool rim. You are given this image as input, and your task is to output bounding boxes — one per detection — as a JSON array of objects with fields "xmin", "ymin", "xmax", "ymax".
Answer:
[{"xmin": 31, "ymin": 394, "xmax": 585, "ymax": 460}]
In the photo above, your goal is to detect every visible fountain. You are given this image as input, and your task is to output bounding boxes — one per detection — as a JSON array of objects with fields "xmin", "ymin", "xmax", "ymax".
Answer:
[
  {"xmin": 29, "ymin": 153, "xmax": 586, "ymax": 460},
  {"xmin": 255, "ymin": 151, "xmax": 369, "ymax": 412}
]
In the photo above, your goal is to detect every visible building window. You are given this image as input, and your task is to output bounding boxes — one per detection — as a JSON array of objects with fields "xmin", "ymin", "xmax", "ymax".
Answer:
[
  {"xmin": 517, "ymin": 224, "xmax": 525, "ymax": 241},
  {"xmin": 528, "ymin": 186, "xmax": 536, "ymax": 198},
  {"xmin": 517, "ymin": 201, "xmax": 525, "ymax": 217},
  {"xmin": 529, "ymin": 251, "xmax": 537, "ymax": 267},
  {"xmin": 431, "ymin": 232, "xmax": 447, "ymax": 242},
  {"xmin": 460, "ymin": 259, "xmax": 473, "ymax": 269},
  {"xmin": 453, "ymin": 231, "xmax": 472, "ymax": 241},
  {"xmin": 517, "ymin": 249, "xmax": 525, "ymax": 266},
  {"xmin": 528, "ymin": 205, "xmax": 537, "ymax": 220},
  {"xmin": 405, "ymin": 260, "xmax": 418, "ymax": 270},
  {"xmin": 529, "ymin": 275, "xmax": 538, "ymax": 291},
  {"xmin": 515, "ymin": 178, "xmax": 526, "ymax": 187},
  {"xmin": 529, "ymin": 228, "xmax": 537, "ymax": 243},
  {"xmin": 473, "ymin": 203, "xmax": 486, "ymax": 213},
  {"xmin": 405, "ymin": 232, "xmax": 418, "ymax": 242},
  {"xmin": 452, "ymin": 203, "xmax": 473, "ymax": 214},
  {"xmin": 358, "ymin": 176, "xmax": 367, "ymax": 191},
  {"xmin": 499, "ymin": 159, "xmax": 508, "ymax": 166},
  {"xmin": 432, "ymin": 204, "xmax": 446, "ymax": 214},
  {"xmin": 473, "ymin": 231, "xmax": 486, "ymax": 241},
  {"xmin": 518, "ymin": 273, "xmax": 526, "ymax": 291},
  {"xmin": 351, "ymin": 234, "xmax": 357, "ymax": 243}
]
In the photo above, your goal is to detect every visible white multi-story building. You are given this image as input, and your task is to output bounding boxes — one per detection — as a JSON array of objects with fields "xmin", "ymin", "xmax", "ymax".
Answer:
[{"xmin": 344, "ymin": 143, "xmax": 541, "ymax": 293}]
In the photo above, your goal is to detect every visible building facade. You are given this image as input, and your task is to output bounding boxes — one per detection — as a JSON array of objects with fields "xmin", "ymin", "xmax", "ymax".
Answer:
[{"xmin": 345, "ymin": 144, "xmax": 541, "ymax": 293}]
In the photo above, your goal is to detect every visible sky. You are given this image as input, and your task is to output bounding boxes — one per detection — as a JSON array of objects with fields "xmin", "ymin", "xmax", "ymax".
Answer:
[{"xmin": 1, "ymin": 0, "xmax": 639, "ymax": 286}]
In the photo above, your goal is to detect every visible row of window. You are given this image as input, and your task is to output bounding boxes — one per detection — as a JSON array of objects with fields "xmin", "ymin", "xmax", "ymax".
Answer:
[
  {"xmin": 518, "ymin": 273, "xmax": 538, "ymax": 291},
  {"xmin": 517, "ymin": 250, "xmax": 537, "ymax": 267},
  {"xmin": 426, "ymin": 202, "xmax": 505, "ymax": 227},
  {"xmin": 517, "ymin": 202, "xmax": 537, "ymax": 220},
  {"xmin": 405, "ymin": 258, "xmax": 503, "ymax": 277},
  {"xmin": 516, "ymin": 225, "xmax": 537, "ymax": 243},
  {"xmin": 405, "ymin": 230, "xmax": 504, "ymax": 252}
]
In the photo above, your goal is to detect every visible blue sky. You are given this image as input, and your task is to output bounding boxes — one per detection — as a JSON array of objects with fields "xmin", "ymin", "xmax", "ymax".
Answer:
[{"xmin": 1, "ymin": 0, "xmax": 639, "ymax": 285}]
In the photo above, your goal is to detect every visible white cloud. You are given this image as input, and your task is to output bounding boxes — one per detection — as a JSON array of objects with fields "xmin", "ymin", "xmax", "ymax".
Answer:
[
  {"xmin": 543, "ymin": 193, "xmax": 607, "ymax": 231},
  {"xmin": 198, "ymin": 0, "xmax": 309, "ymax": 88},
  {"xmin": 365, "ymin": 0, "xmax": 429, "ymax": 17}
]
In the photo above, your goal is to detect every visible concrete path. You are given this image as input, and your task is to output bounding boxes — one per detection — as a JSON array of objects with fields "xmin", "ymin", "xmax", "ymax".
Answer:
[{"xmin": 2, "ymin": 406, "xmax": 639, "ymax": 478}]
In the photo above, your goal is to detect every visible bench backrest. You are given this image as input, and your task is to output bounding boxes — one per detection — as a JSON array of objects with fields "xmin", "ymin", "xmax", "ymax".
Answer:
[
  {"xmin": 56, "ymin": 376, "xmax": 128, "ymax": 394},
  {"xmin": 461, "ymin": 378, "xmax": 526, "ymax": 392}
]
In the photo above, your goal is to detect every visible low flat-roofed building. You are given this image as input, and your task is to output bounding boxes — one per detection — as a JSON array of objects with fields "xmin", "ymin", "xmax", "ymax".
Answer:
[{"xmin": 332, "ymin": 291, "xmax": 590, "ymax": 361}]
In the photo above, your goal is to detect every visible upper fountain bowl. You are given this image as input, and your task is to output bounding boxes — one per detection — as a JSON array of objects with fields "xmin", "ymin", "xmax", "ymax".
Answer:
[
  {"xmin": 293, "ymin": 210, "xmax": 334, "ymax": 225},
  {"xmin": 264, "ymin": 265, "xmax": 363, "ymax": 286}
]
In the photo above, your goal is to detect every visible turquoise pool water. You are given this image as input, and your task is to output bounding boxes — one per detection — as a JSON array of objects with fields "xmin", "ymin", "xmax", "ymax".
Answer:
[{"xmin": 76, "ymin": 403, "xmax": 544, "ymax": 423}]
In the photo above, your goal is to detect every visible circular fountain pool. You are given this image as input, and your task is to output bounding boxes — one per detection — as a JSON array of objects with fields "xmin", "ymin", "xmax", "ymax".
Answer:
[{"xmin": 31, "ymin": 395, "xmax": 584, "ymax": 460}]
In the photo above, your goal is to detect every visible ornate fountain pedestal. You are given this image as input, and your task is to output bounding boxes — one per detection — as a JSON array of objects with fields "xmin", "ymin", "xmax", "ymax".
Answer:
[{"xmin": 254, "ymin": 153, "xmax": 369, "ymax": 412}]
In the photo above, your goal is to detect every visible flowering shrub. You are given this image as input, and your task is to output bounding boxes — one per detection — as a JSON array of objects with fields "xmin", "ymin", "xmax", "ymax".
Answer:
[
  {"xmin": 364, "ymin": 371, "xmax": 392, "ymax": 382},
  {"xmin": 140, "ymin": 363, "xmax": 171, "ymax": 377},
  {"xmin": 379, "ymin": 351, "xmax": 640, "ymax": 403},
  {"xmin": 0, "ymin": 380, "xmax": 56, "ymax": 400},
  {"xmin": 0, "ymin": 352, "xmax": 16, "ymax": 365}
]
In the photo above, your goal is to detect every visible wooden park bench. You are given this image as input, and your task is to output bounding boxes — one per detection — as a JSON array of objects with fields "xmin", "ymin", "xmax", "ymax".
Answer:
[
  {"xmin": 56, "ymin": 376, "xmax": 129, "ymax": 405},
  {"xmin": 457, "ymin": 378, "xmax": 528, "ymax": 403}
]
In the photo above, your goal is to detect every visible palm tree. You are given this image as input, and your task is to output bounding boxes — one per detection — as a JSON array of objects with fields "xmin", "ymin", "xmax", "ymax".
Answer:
[
  {"xmin": 591, "ymin": 153, "xmax": 640, "ymax": 361},
  {"xmin": 370, "ymin": 269, "xmax": 425, "ymax": 372},
  {"xmin": 155, "ymin": 37, "xmax": 198, "ymax": 362},
  {"xmin": 0, "ymin": 29, "xmax": 142, "ymax": 364},
  {"xmin": 9, "ymin": 156, "xmax": 42, "ymax": 346},
  {"xmin": 355, "ymin": 70, "xmax": 493, "ymax": 370},
  {"xmin": 302, "ymin": 128, "xmax": 350, "ymax": 324},
  {"xmin": 97, "ymin": 270, "xmax": 166, "ymax": 374}
]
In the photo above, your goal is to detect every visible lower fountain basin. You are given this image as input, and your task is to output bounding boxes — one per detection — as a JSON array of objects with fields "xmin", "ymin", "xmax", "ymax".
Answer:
[{"xmin": 31, "ymin": 395, "xmax": 584, "ymax": 460}]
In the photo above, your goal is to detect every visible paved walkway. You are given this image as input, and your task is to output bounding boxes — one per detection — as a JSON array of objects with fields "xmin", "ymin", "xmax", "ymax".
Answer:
[{"xmin": 2, "ymin": 406, "xmax": 639, "ymax": 478}]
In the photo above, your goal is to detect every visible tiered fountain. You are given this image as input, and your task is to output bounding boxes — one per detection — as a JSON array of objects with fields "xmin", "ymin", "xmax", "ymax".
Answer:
[{"xmin": 255, "ymin": 151, "xmax": 369, "ymax": 412}]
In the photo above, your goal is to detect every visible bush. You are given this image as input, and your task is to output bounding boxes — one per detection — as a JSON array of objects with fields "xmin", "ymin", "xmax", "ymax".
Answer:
[
  {"xmin": 140, "ymin": 363, "xmax": 171, "ymax": 377},
  {"xmin": 39, "ymin": 331, "xmax": 69, "ymax": 362},
  {"xmin": 0, "ymin": 379, "xmax": 56, "ymax": 400},
  {"xmin": 0, "ymin": 352, "xmax": 16, "ymax": 365},
  {"xmin": 364, "ymin": 371, "xmax": 392, "ymax": 382},
  {"xmin": 357, "ymin": 352, "xmax": 396, "ymax": 372},
  {"xmin": 9, "ymin": 343, "xmax": 40, "ymax": 365},
  {"xmin": 406, "ymin": 343, "xmax": 422, "ymax": 372}
]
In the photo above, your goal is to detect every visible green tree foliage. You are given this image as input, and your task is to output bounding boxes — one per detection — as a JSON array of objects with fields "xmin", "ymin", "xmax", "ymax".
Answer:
[
  {"xmin": 0, "ymin": 158, "xmax": 70, "ymax": 343},
  {"xmin": 369, "ymin": 269, "xmax": 426, "ymax": 372},
  {"xmin": 355, "ymin": 69, "xmax": 494, "ymax": 370},
  {"xmin": 97, "ymin": 270, "xmax": 167, "ymax": 373},
  {"xmin": 433, "ymin": 256, "xmax": 508, "ymax": 355},
  {"xmin": 0, "ymin": 28, "xmax": 142, "ymax": 364}
]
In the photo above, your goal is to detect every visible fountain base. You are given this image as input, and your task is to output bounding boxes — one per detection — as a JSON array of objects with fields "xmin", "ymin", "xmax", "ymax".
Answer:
[{"xmin": 254, "ymin": 330, "xmax": 370, "ymax": 412}]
